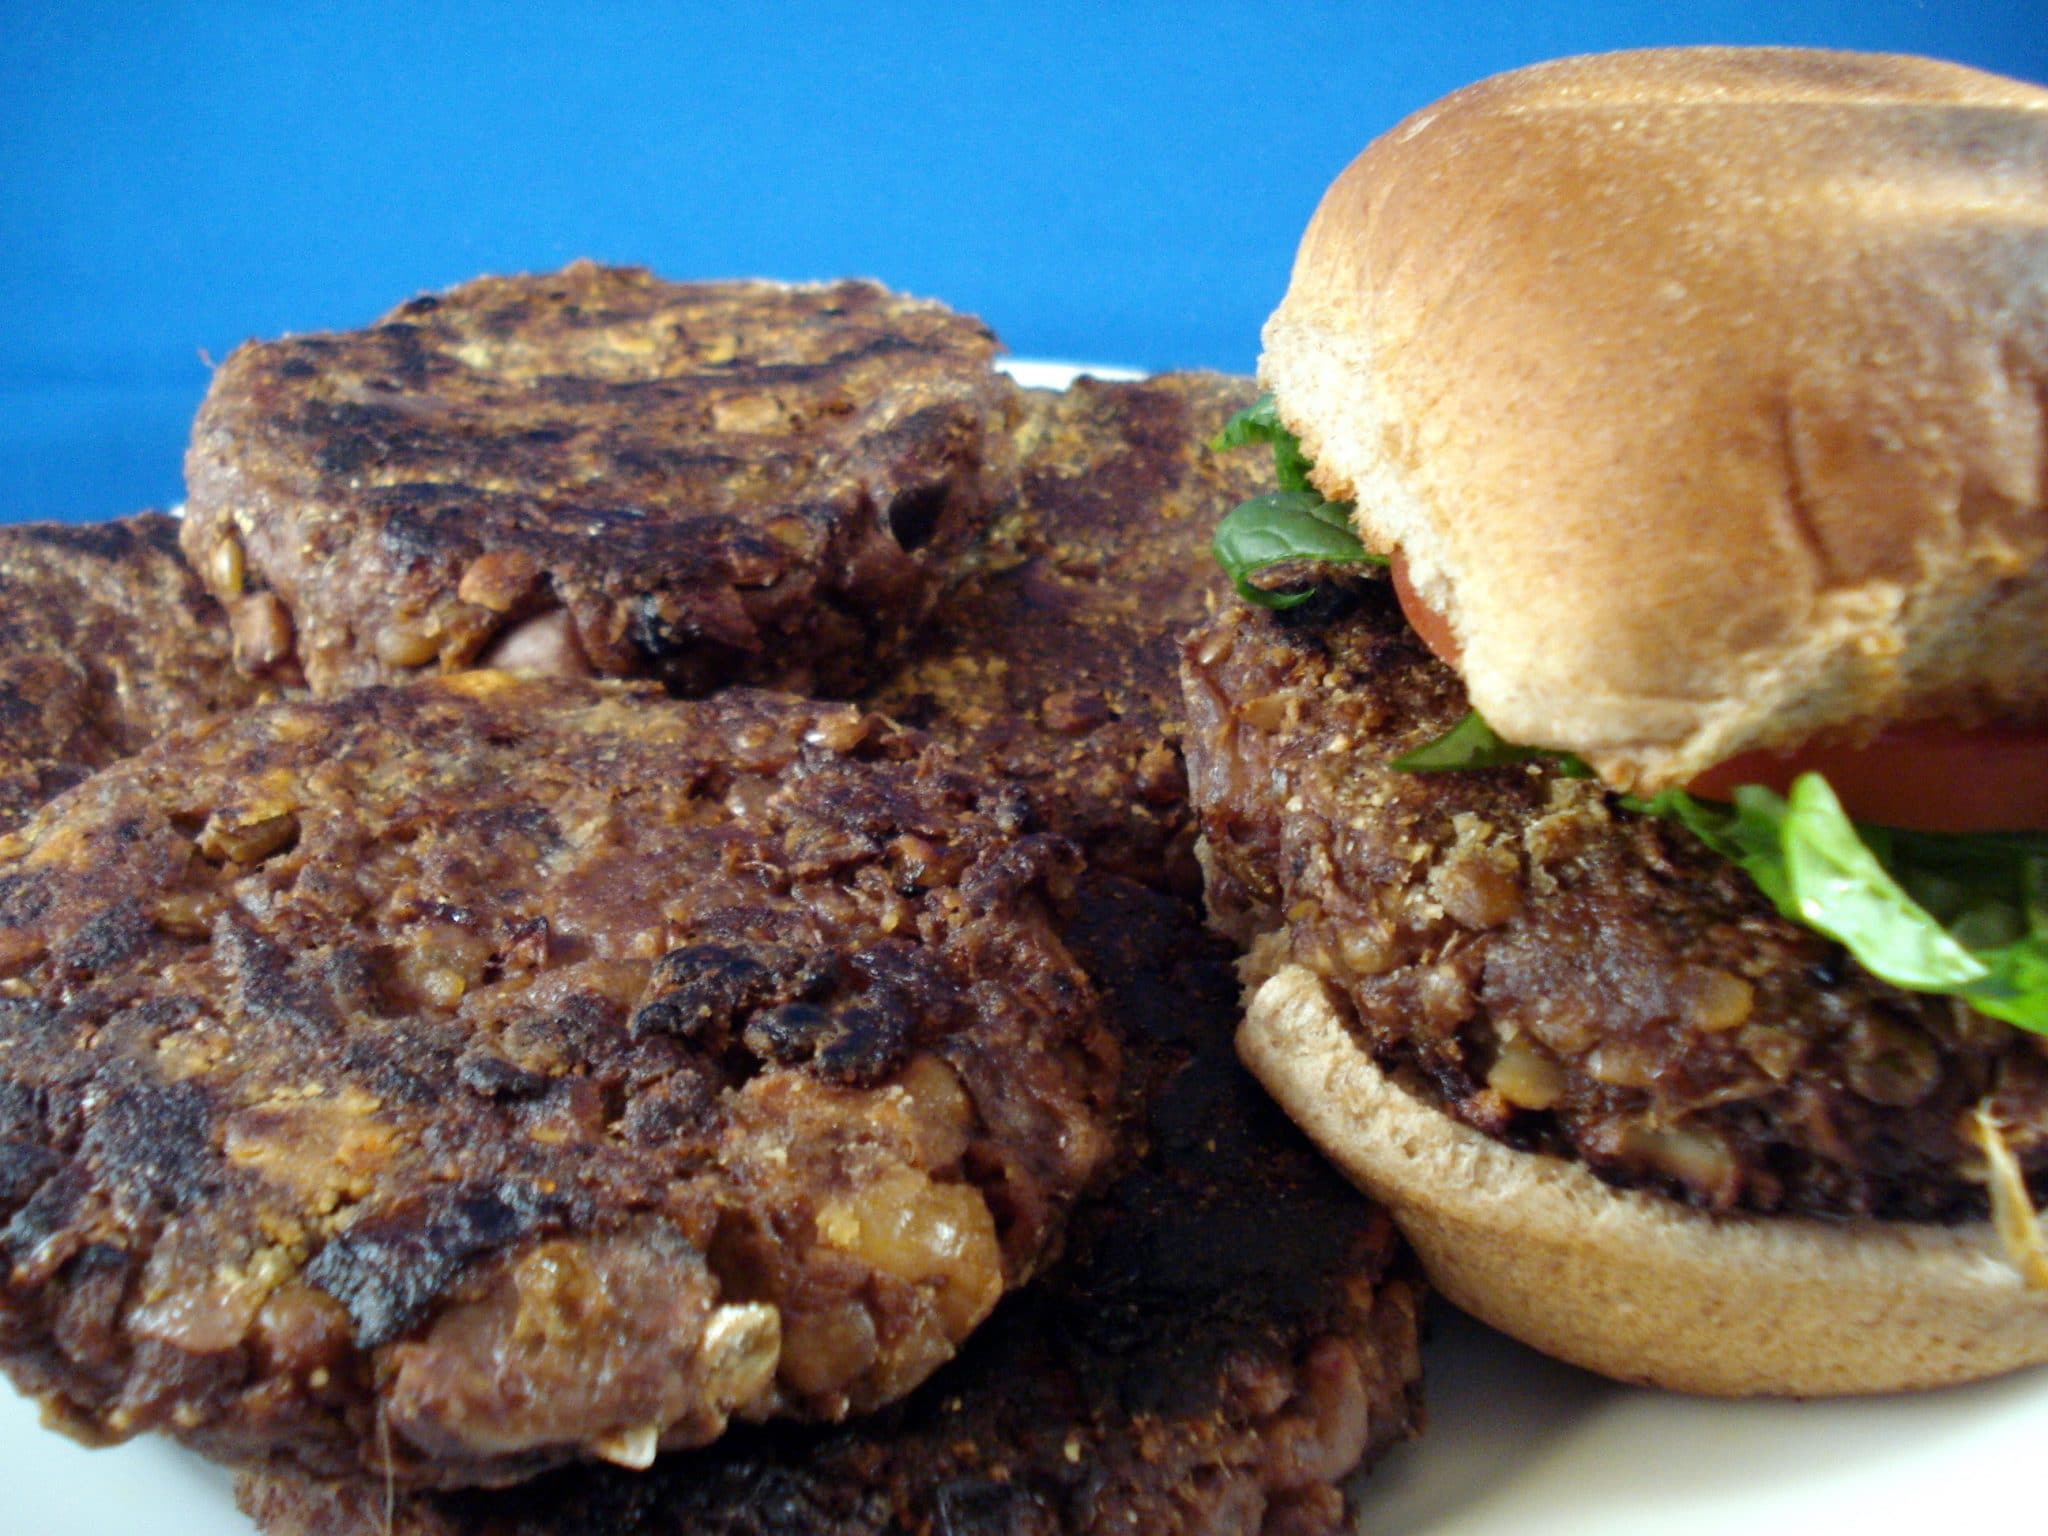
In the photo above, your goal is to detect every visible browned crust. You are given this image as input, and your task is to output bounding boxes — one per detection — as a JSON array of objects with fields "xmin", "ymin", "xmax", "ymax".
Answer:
[
  {"xmin": 182, "ymin": 264, "xmax": 1019, "ymax": 697},
  {"xmin": 234, "ymin": 877, "xmax": 1424, "ymax": 1536},
  {"xmin": 1264, "ymin": 47, "xmax": 2048, "ymax": 787},
  {"xmin": 865, "ymin": 372, "xmax": 1267, "ymax": 894},
  {"xmin": 0, "ymin": 513, "xmax": 276, "ymax": 835},
  {"xmin": 0, "ymin": 674, "xmax": 1118, "ymax": 1487},
  {"xmin": 1244, "ymin": 964, "xmax": 2048, "ymax": 1395}
]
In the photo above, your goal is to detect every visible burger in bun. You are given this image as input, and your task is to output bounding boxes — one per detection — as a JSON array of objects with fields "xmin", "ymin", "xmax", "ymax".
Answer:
[{"xmin": 1186, "ymin": 46, "xmax": 2048, "ymax": 1395}]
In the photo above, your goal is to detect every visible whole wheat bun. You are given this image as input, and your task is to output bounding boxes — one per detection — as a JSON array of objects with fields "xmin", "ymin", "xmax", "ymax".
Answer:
[
  {"xmin": 1260, "ymin": 48, "xmax": 2048, "ymax": 791},
  {"xmin": 1242, "ymin": 965, "xmax": 2048, "ymax": 1395}
]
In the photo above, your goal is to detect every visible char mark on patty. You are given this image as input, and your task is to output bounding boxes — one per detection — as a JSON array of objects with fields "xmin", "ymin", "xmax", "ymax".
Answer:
[
  {"xmin": 0, "ymin": 673, "xmax": 1120, "ymax": 1488},
  {"xmin": 182, "ymin": 264, "xmax": 1020, "ymax": 698},
  {"xmin": 233, "ymin": 875, "xmax": 1425, "ymax": 1536}
]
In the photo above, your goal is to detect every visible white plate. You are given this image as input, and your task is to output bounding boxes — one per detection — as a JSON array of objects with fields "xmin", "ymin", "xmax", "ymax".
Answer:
[
  {"xmin": 998, "ymin": 356, "xmax": 1147, "ymax": 389},
  {"xmin": 5, "ymin": 361, "xmax": 2042, "ymax": 1536},
  {"xmin": 1369, "ymin": 1306, "xmax": 2045, "ymax": 1535}
]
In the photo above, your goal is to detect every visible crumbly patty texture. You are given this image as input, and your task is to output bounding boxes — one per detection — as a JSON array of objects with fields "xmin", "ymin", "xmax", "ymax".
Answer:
[
  {"xmin": 0, "ymin": 513, "xmax": 271, "ymax": 835},
  {"xmin": 0, "ymin": 674, "xmax": 1118, "ymax": 1487},
  {"xmin": 182, "ymin": 264, "xmax": 1016, "ymax": 696},
  {"xmin": 1183, "ymin": 579, "xmax": 2048, "ymax": 1223},
  {"xmin": 866, "ymin": 373, "xmax": 1265, "ymax": 894},
  {"xmin": 235, "ymin": 875, "xmax": 1423, "ymax": 1536}
]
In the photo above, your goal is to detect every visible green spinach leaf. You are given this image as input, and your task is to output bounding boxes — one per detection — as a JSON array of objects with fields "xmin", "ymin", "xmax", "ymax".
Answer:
[
  {"xmin": 1209, "ymin": 396, "xmax": 1380, "ymax": 604},
  {"xmin": 1211, "ymin": 394, "xmax": 1315, "ymax": 492},
  {"xmin": 1212, "ymin": 490, "xmax": 1383, "ymax": 609},
  {"xmin": 1390, "ymin": 709, "xmax": 1593, "ymax": 777},
  {"xmin": 1394, "ymin": 713, "xmax": 2048, "ymax": 1033}
]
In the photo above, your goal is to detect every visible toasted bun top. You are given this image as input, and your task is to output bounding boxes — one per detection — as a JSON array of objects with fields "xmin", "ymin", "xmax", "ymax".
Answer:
[{"xmin": 1261, "ymin": 48, "xmax": 2048, "ymax": 790}]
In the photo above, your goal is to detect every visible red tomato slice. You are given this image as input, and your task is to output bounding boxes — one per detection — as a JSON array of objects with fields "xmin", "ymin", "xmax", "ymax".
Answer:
[
  {"xmin": 1686, "ymin": 725, "xmax": 2048, "ymax": 834},
  {"xmin": 1389, "ymin": 553, "xmax": 2044, "ymax": 834},
  {"xmin": 1390, "ymin": 554, "xmax": 1461, "ymax": 667}
]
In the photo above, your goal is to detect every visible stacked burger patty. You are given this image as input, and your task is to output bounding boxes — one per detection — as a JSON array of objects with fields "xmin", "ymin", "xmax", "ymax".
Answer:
[
  {"xmin": 0, "ymin": 267, "xmax": 1421, "ymax": 1534},
  {"xmin": 0, "ymin": 513, "xmax": 281, "ymax": 835}
]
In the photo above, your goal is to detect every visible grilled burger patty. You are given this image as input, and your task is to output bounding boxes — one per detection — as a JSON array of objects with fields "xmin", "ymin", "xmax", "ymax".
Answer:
[
  {"xmin": 0, "ymin": 674, "xmax": 1118, "ymax": 1487},
  {"xmin": 866, "ymin": 373, "xmax": 1266, "ymax": 894},
  {"xmin": 235, "ymin": 875, "xmax": 1423, "ymax": 1536},
  {"xmin": 1182, "ymin": 577, "xmax": 2048, "ymax": 1223},
  {"xmin": 0, "ymin": 513, "xmax": 274, "ymax": 836},
  {"xmin": 182, "ymin": 264, "xmax": 1017, "ymax": 697}
]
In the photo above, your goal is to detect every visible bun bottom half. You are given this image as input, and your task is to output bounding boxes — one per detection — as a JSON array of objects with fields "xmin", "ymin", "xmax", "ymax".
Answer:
[{"xmin": 1240, "ymin": 965, "xmax": 2048, "ymax": 1396}]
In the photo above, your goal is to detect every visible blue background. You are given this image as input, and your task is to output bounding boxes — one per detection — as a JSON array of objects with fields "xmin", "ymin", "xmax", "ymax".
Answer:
[{"xmin": 5, "ymin": 2, "xmax": 2044, "ymax": 524}]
